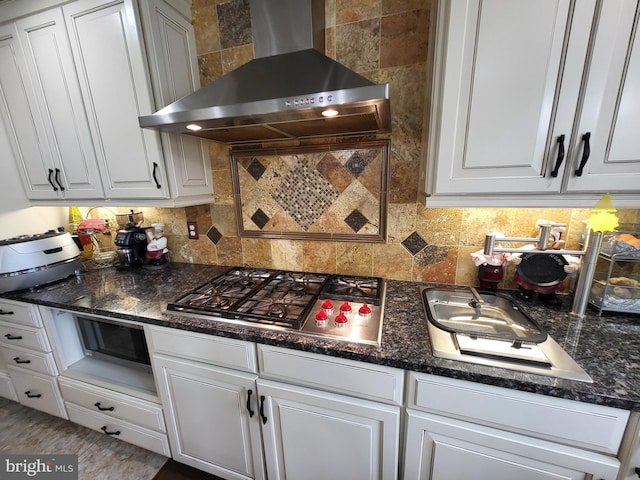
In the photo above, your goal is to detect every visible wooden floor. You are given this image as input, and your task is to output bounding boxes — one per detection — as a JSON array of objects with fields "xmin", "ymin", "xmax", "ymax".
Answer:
[
  {"xmin": 152, "ymin": 459, "xmax": 224, "ymax": 480},
  {"xmin": 0, "ymin": 397, "xmax": 221, "ymax": 480}
]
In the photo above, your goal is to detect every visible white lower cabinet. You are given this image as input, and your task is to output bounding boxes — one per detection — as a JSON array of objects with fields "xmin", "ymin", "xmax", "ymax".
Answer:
[
  {"xmin": 0, "ymin": 370, "xmax": 17, "ymax": 401},
  {"xmin": 67, "ymin": 403, "xmax": 170, "ymax": 455},
  {"xmin": 258, "ymin": 378, "xmax": 400, "ymax": 480},
  {"xmin": 404, "ymin": 410, "xmax": 619, "ymax": 480},
  {"xmin": 0, "ymin": 299, "xmax": 66, "ymax": 419},
  {"xmin": 152, "ymin": 354, "xmax": 264, "ymax": 480},
  {"xmin": 57, "ymin": 376, "xmax": 169, "ymax": 456},
  {"xmin": 147, "ymin": 327, "xmax": 404, "ymax": 480},
  {"xmin": 256, "ymin": 344, "xmax": 403, "ymax": 480},
  {"xmin": 8, "ymin": 367, "xmax": 67, "ymax": 418},
  {"xmin": 403, "ymin": 372, "xmax": 626, "ymax": 480},
  {"xmin": 0, "ymin": 341, "xmax": 18, "ymax": 401}
]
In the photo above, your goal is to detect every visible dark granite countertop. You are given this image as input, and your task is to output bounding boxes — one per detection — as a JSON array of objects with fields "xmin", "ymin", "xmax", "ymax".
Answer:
[{"xmin": 2, "ymin": 263, "xmax": 639, "ymax": 411}]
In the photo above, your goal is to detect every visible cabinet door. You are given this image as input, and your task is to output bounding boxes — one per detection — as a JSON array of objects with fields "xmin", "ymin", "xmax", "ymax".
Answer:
[
  {"xmin": 565, "ymin": 0, "xmax": 640, "ymax": 193},
  {"xmin": 63, "ymin": 0, "xmax": 169, "ymax": 200},
  {"xmin": 14, "ymin": 8, "xmax": 104, "ymax": 200},
  {"xmin": 0, "ymin": 24, "xmax": 59, "ymax": 199},
  {"xmin": 139, "ymin": 0, "xmax": 213, "ymax": 202},
  {"xmin": 152, "ymin": 354, "xmax": 265, "ymax": 480},
  {"xmin": 403, "ymin": 410, "xmax": 620, "ymax": 480},
  {"xmin": 258, "ymin": 378, "xmax": 400, "ymax": 480},
  {"xmin": 427, "ymin": 0, "xmax": 595, "ymax": 196}
]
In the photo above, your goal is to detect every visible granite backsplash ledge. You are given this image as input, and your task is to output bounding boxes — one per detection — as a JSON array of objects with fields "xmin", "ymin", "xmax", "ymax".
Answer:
[{"xmin": 3, "ymin": 263, "xmax": 640, "ymax": 411}]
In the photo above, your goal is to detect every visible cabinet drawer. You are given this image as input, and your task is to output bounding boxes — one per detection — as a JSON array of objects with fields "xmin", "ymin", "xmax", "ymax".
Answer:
[
  {"xmin": 0, "ymin": 321, "xmax": 51, "ymax": 352},
  {"xmin": 1, "ymin": 345, "xmax": 58, "ymax": 375},
  {"xmin": 9, "ymin": 367, "xmax": 67, "ymax": 419},
  {"xmin": 0, "ymin": 371, "xmax": 17, "ymax": 401},
  {"xmin": 147, "ymin": 325, "xmax": 257, "ymax": 373},
  {"xmin": 66, "ymin": 403, "xmax": 170, "ymax": 457},
  {"xmin": 0, "ymin": 300, "xmax": 42, "ymax": 327},
  {"xmin": 258, "ymin": 345, "xmax": 404, "ymax": 405},
  {"xmin": 58, "ymin": 377, "xmax": 165, "ymax": 433},
  {"xmin": 407, "ymin": 372, "xmax": 629, "ymax": 455}
]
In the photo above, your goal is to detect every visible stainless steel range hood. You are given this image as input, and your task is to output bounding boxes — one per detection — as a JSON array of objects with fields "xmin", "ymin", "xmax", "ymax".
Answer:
[{"xmin": 138, "ymin": 0, "xmax": 391, "ymax": 144}]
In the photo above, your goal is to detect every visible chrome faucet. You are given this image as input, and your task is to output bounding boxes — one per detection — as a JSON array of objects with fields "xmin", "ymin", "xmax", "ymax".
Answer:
[
  {"xmin": 468, "ymin": 286, "xmax": 485, "ymax": 308},
  {"xmin": 483, "ymin": 223, "xmax": 603, "ymax": 320}
]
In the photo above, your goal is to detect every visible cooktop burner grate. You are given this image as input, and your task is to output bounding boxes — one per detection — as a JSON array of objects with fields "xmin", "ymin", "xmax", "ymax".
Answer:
[
  {"xmin": 320, "ymin": 275, "xmax": 383, "ymax": 305},
  {"xmin": 166, "ymin": 267, "xmax": 386, "ymax": 344},
  {"xmin": 231, "ymin": 270, "xmax": 330, "ymax": 328}
]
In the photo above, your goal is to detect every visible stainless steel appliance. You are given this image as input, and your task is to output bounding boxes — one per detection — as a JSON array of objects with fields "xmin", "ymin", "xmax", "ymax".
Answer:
[
  {"xmin": 114, "ymin": 227, "xmax": 148, "ymax": 269},
  {"xmin": 138, "ymin": 0, "xmax": 391, "ymax": 144},
  {"xmin": 167, "ymin": 267, "xmax": 385, "ymax": 345},
  {"xmin": 0, "ymin": 231, "xmax": 81, "ymax": 293},
  {"xmin": 421, "ymin": 286, "xmax": 592, "ymax": 382},
  {"xmin": 75, "ymin": 314, "xmax": 151, "ymax": 372}
]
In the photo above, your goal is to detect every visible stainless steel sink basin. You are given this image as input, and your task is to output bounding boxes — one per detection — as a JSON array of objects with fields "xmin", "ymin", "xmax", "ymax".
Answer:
[{"xmin": 422, "ymin": 287, "xmax": 592, "ymax": 382}]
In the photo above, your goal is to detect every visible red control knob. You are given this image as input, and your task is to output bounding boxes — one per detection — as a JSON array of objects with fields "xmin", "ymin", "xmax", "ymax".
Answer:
[
  {"xmin": 334, "ymin": 312, "xmax": 348, "ymax": 327},
  {"xmin": 315, "ymin": 310, "xmax": 328, "ymax": 327},
  {"xmin": 339, "ymin": 302, "xmax": 352, "ymax": 314}
]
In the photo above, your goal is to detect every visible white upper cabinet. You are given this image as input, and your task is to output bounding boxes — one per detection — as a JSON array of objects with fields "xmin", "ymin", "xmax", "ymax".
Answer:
[
  {"xmin": 0, "ymin": 17, "xmax": 104, "ymax": 200},
  {"xmin": 424, "ymin": 0, "xmax": 640, "ymax": 207},
  {"xmin": 565, "ymin": 0, "xmax": 640, "ymax": 193},
  {"xmin": 138, "ymin": 0, "xmax": 212, "ymax": 203},
  {"xmin": 0, "ymin": 0, "xmax": 213, "ymax": 206},
  {"xmin": 63, "ymin": 0, "xmax": 169, "ymax": 201}
]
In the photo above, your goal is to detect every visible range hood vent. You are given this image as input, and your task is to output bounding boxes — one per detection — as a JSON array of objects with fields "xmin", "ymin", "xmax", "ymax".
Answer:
[{"xmin": 138, "ymin": 0, "xmax": 391, "ymax": 145}]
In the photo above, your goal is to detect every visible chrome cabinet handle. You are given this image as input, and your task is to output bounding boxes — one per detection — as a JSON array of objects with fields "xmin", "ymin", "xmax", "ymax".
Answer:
[
  {"xmin": 550, "ymin": 134, "xmax": 565, "ymax": 177},
  {"xmin": 574, "ymin": 132, "xmax": 591, "ymax": 176}
]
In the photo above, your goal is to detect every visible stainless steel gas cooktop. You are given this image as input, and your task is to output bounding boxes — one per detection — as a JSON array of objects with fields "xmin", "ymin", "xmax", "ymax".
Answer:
[{"xmin": 166, "ymin": 267, "xmax": 385, "ymax": 345}]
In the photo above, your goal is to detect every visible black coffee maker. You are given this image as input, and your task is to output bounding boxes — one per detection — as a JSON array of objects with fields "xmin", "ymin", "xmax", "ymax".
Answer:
[{"xmin": 114, "ymin": 211, "xmax": 148, "ymax": 269}]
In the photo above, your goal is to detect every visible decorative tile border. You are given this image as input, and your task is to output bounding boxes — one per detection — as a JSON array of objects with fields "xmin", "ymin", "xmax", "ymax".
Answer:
[{"xmin": 231, "ymin": 141, "xmax": 389, "ymax": 242}]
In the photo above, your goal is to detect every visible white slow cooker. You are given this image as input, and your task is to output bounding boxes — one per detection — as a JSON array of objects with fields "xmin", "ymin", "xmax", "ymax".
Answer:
[{"xmin": 0, "ymin": 231, "xmax": 81, "ymax": 293}]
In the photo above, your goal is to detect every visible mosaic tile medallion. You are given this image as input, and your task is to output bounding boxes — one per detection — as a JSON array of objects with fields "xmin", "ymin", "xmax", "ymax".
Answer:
[
  {"xmin": 271, "ymin": 158, "xmax": 340, "ymax": 230},
  {"xmin": 231, "ymin": 141, "xmax": 389, "ymax": 242}
]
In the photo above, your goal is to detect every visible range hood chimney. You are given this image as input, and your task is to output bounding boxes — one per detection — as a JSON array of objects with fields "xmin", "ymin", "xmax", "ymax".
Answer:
[{"xmin": 138, "ymin": 0, "xmax": 391, "ymax": 144}]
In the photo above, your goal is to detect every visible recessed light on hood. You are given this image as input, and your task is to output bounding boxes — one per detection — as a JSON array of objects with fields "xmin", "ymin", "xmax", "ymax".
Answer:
[
  {"xmin": 322, "ymin": 109, "xmax": 339, "ymax": 117},
  {"xmin": 138, "ymin": 0, "xmax": 391, "ymax": 145}
]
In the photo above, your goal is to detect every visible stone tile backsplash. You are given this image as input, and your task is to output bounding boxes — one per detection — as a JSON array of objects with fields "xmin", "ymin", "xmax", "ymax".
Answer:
[{"xmin": 104, "ymin": 0, "xmax": 639, "ymax": 289}]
